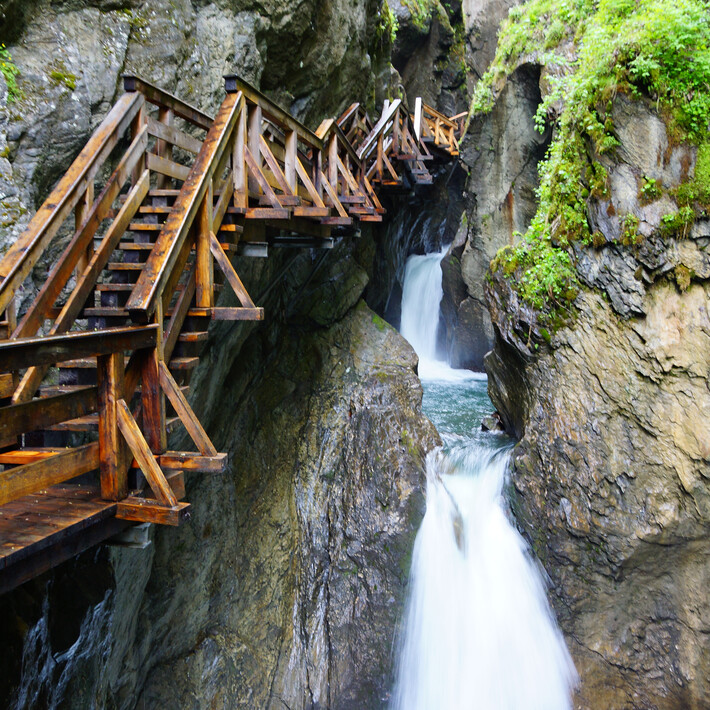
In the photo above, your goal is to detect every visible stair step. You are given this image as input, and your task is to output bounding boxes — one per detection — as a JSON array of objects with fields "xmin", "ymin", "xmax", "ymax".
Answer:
[
  {"xmin": 138, "ymin": 205, "xmax": 173, "ymax": 214},
  {"xmin": 118, "ymin": 242, "xmax": 156, "ymax": 251},
  {"xmin": 95, "ymin": 283, "xmax": 135, "ymax": 292},
  {"xmin": 108, "ymin": 263, "xmax": 145, "ymax": 270},
  {"xmin": 56, "ymin": 357, "xmax": 128, "ymax": 368},
  {"xmin": 217, "ymin": 223, "xmax": 244, "ymax": 232},
  {"xmin": 169, "ymin": 357, "xmax": 200, "ymax": 371},
  {"xmin": 37, "ymin": 383, "xmax": 189, "ymax": 397},
  {"xmin": 82, "ymin": 308, "xmax": 131, "ymax": 318},
  {"xmin": 129, "ymin": 223, "xmax": 163, "ymax": 231},
  {"xmin": 177, "ymin": 331, "xmax": 208, "ymax": 343}
]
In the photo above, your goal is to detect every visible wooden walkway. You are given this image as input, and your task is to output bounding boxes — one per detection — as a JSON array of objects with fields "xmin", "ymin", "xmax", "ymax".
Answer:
[{"xmin": 0, "ymin": 75, "xmax": 462, "ymax": 593}]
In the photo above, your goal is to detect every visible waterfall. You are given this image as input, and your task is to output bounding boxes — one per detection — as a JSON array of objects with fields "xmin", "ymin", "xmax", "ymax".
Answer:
[
  {"xmin": 391, "ymin": 248, "xmax": 578, "ymax": 710},
  {"xmin": 400, "ymin": 248, "xmax": 478, "ymax": 382}
]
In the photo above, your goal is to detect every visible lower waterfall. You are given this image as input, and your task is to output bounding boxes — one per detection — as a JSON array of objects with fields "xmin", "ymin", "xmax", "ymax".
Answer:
[{"xmin": 391, "ymin": 249, "xmax": 578, "ymax": 709}]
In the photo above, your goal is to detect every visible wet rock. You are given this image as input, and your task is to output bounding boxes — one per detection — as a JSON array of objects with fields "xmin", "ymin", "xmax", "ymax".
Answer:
[
  {"xmin": 481, "ymin": 412, "xmax": 504, "ymax": 432},
  {"xmin": 443, "ymin": 62, "xmax": 550, "ymax": 370},
  {"xmin": 486, "ymin": 94, "xmax": 710, "ymax": 708}
]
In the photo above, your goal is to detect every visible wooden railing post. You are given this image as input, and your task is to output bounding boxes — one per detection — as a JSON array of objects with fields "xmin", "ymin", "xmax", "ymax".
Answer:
[
  {"xmin": 328, "ymin": 135, "xmax": 338, "ymax": 189},
  {"xmin": 414, "ymin": 97, "xmax": 423, "ymax": 140},
  {"xmin": 284, "ymin": 129, "xmax": 297, "ymax": 194},
  {"xmin": 156, "ymin": 107, "xmax": 174, "ymax": 189},
  {"xmin": 130, "ymin": 101, "xmax": 147, "ymax": 187},
  {"xmin": 247, "ymin": 104, "xmax": 262, "ymax": 195},
  {"xmin": 233, "ymin": 98, "xmax": 248, "ymax": 209},
  {"xmin": 196, "ymin": 180, "xmax": 214, "ymax": 308},
  {"xmin": 141, "ymin": 344, "xmax": 166, "ymax": 455},
  {"xmin": 312, "ymin": 148, "xmax": 323, "ymax": 201},
  {"xmin": 75, "ymin": 183, "xmax": 94, "ymax": 278},
  {"xmin": 97, "ymin": 350, "xmax": 128, "ymax": 501}
]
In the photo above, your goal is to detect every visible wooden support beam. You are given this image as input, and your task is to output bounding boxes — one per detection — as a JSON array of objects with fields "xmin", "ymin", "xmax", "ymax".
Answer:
[
  {"xmin": 116, "ymin": 398, "xmax": 177, "ymax": 507},
  {"xmin": 158, "ymin": 361, "xmax": 218, "ymax": 456},
  {"xmin": 97, "ymin": 352, "xmax": 127, "ymax": 501},
  {"xmin": 158, "ymin": 451, "xmax": 228, "ymax": 473},
  {"xmin": 233, "ymin": 94, "xmax": 248, "ymax": 209},
  {"xmin": 284, "ymin": 129, "xmax": 297, "ymax": 194},
  {"xmin": 247, "ymin": 104, "xmax": 262, "ymax": 195},
  {"xmin": 116, "ymin": 497, "xmax": 190, "ymax": 526}
]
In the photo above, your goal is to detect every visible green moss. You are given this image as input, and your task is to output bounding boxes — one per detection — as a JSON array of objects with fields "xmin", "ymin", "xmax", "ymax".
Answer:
[
  {"xmin": 0, "ymin": 44, "xmax": 21, "ymax": 102},
  {"xmin": 371, "ymin": 313, "xmax": 388, "ymax": 332},
  {"xmin": 49, "ymin": 68, "xmax": 77, "ymax": 91},
  {"xmin": 674, "ymin": 264, "xmax": 693, "ymax": 291}
]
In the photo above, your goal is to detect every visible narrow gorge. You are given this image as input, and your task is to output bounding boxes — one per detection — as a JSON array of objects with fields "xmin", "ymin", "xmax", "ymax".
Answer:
[{"xmin": 1, "ymin": 0, "xmax": 709, "ymax": 708}]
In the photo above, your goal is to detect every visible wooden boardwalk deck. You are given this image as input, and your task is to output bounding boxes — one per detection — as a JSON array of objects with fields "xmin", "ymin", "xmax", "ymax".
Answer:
[{"xmin": 0, "ymin": 74, "xmax": 462, "ymax": 594}]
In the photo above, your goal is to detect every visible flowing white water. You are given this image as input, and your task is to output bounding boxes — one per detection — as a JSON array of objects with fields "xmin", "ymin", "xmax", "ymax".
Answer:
[{"xmin": 391, "ymin": 249, "xmax": 577, "ymax": 710}]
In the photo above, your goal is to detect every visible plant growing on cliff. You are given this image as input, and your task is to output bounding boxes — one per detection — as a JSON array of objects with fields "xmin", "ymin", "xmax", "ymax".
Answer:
[
  {"xmin": 377, "ymin": 1, "xmax": 399, "ymax": 45},
  {"xmin": 0, "ymin": 44, "xmax": 20, "ymax": 102},
  {"xmin": 481, "ymin": 0, "xmax": 710, "ymax": 314}
]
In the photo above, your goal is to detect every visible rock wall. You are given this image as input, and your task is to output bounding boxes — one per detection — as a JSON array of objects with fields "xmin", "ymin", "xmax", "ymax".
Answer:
[
  {"xmin": 485, "ymin": 94, "xmax": 710, "ymax": 709},
  {"xmin": 441, "ymin": 63, "xmax": 549, "ymax": 370}
]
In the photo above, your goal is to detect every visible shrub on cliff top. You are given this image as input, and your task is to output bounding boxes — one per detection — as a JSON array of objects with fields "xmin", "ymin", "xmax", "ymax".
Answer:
[{"xmin": 476, "ymin": 0, "xmax": 710, "ymax": 316}]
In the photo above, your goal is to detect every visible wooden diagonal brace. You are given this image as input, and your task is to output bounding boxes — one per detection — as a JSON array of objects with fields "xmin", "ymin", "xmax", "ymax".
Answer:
[
  {"xmin": 158, "ymin": 361, "xmax": 218, "ymax": 457},
  {"xmin": 209, "ymin": 232, "xmax": 257, "ymax": 309},
  {"xmin": 116, "ymin": 398, "xmax": 177, "ymax": 507}
]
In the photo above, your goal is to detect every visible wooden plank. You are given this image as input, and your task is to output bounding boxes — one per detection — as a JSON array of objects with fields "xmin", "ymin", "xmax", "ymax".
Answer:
[
  {"xmin": 211, "ymin": 307, "xmax": 264, "ymax": 320},
  {"xmin": 319, "ymin": 171, "xmax": 350, "ymax": 219},
  {"xmin": 116, "ymin": 497, "xmax": 190, "ymax": 526},
  {"xmin": 158, "ymin": 451, "xmax": 228, "ymax": 473},
  {"xmin": 0, "ymin": 372, "xmax": 14, "ymax": 399},
  {"xmin": 0, "ymin": 324, "xmax": 157, "ymax": 372},
  {"xmin": 146, "ymin": 152, "xmax": 191, "ymax": 181},
  {"xmin": 97, "ymin": 351, "xmax": 127, "ymax": 501},
  {"xmin": 116, "ymin": 398, "xmax": 177, "ymax": 507},
  {"xmin": 0, "ymin": 388, "xmax": 98, "ymax": 441},
  {"xmin": 259, "ymin": 135, "xmax": 297, "ymax": 200},
  {"xmin": 209, "ymin": 232, "xmax": 256, "ymax": 308},
  {"xmin": 0, "ymin": 449, "xmax": 64, "ymax": 465},
  {"xmin": 126, "ymin": 91, "xmax": 243, "ymax": 324},
  {"xmin": 158, "ymin": 361, "xmax": 218, "ymax": 456},
  {"xmin": 147, "ymin": 116, "xmax": 203, "ymax": 154},
  {"xmin": 124, "ymin": 75, "xmax": 213, "ymax": 131},
  {"xmin": 0, "ymin": 443, "xmax": 100, "ymax": 506},
  {"xmin": 0, "ymin": 92, "xmax": 144, "ymax": 315},
  {"xmin": 212, "ymin": 170, "xmax": 234, "ymax": 234}
]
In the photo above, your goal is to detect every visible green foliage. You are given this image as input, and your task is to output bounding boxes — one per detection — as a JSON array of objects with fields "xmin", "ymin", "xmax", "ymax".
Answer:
[
  {"xmin": 660, "ymin": 205, "xmax": 695, "ymax": 238},
  {"xmin": 0, "ymin": 44, "xmax": 20, "ymax": 102},
  {"xmin": 377, "ymin": 1, "xmax": 399, "ymax": 45},
  {"xmin": 481, "ymin": 0, "xmax": 710, "ymax": 314},
  {"xmin": 639, "ymin": 176, "xmax": 662, "ymax": 204},
  {"xmin": 620, "ymin": 213, "xmax": 642, "ymax": 246}
]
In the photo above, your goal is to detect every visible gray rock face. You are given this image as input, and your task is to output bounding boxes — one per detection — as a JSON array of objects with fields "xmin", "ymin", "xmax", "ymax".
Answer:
[
  {"xmin": 442, "ymin": 63, "xmax": 550, "ymax": 370},
  {"xmin": 485, "ymin": 94, "xmax": 710, "ymax": 709}
]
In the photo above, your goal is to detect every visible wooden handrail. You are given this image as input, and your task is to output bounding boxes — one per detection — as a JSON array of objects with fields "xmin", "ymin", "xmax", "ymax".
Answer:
[
  {"xmin": 0, "ymin": 325, "xmax": 158, "ymax": 370},
  {"xmin": 126, "ymin": 91, "xmax": 244, "ymax": 323},
  {"xmin": 123, "ymin": 75, "xmax": 214, "ymax": 131},
  {"xmin": 225, "ymin": 74, "xmax": 323, "ymax": 150},
  {"xmin": 357, "ymin": 99, "xmax": 402, "ymax": 161},
  {"xmin": 0, "ymin": 92, "xmax": 144, "ymax": 315}
]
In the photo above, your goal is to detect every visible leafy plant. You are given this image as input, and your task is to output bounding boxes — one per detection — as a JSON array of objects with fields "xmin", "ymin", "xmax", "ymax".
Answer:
[
  {"xmin": 0, "ymin": 44, "xmax": 20, "ymax": 102},
  {"xmin": 377, "ymin": 1, "xmax": 399, "ymax": 45}
]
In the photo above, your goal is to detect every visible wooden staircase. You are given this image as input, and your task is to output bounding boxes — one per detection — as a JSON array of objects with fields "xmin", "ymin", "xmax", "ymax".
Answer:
[{"xmin": 0, "ymin": 74, "xmax": 463, "ymax": 593}]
